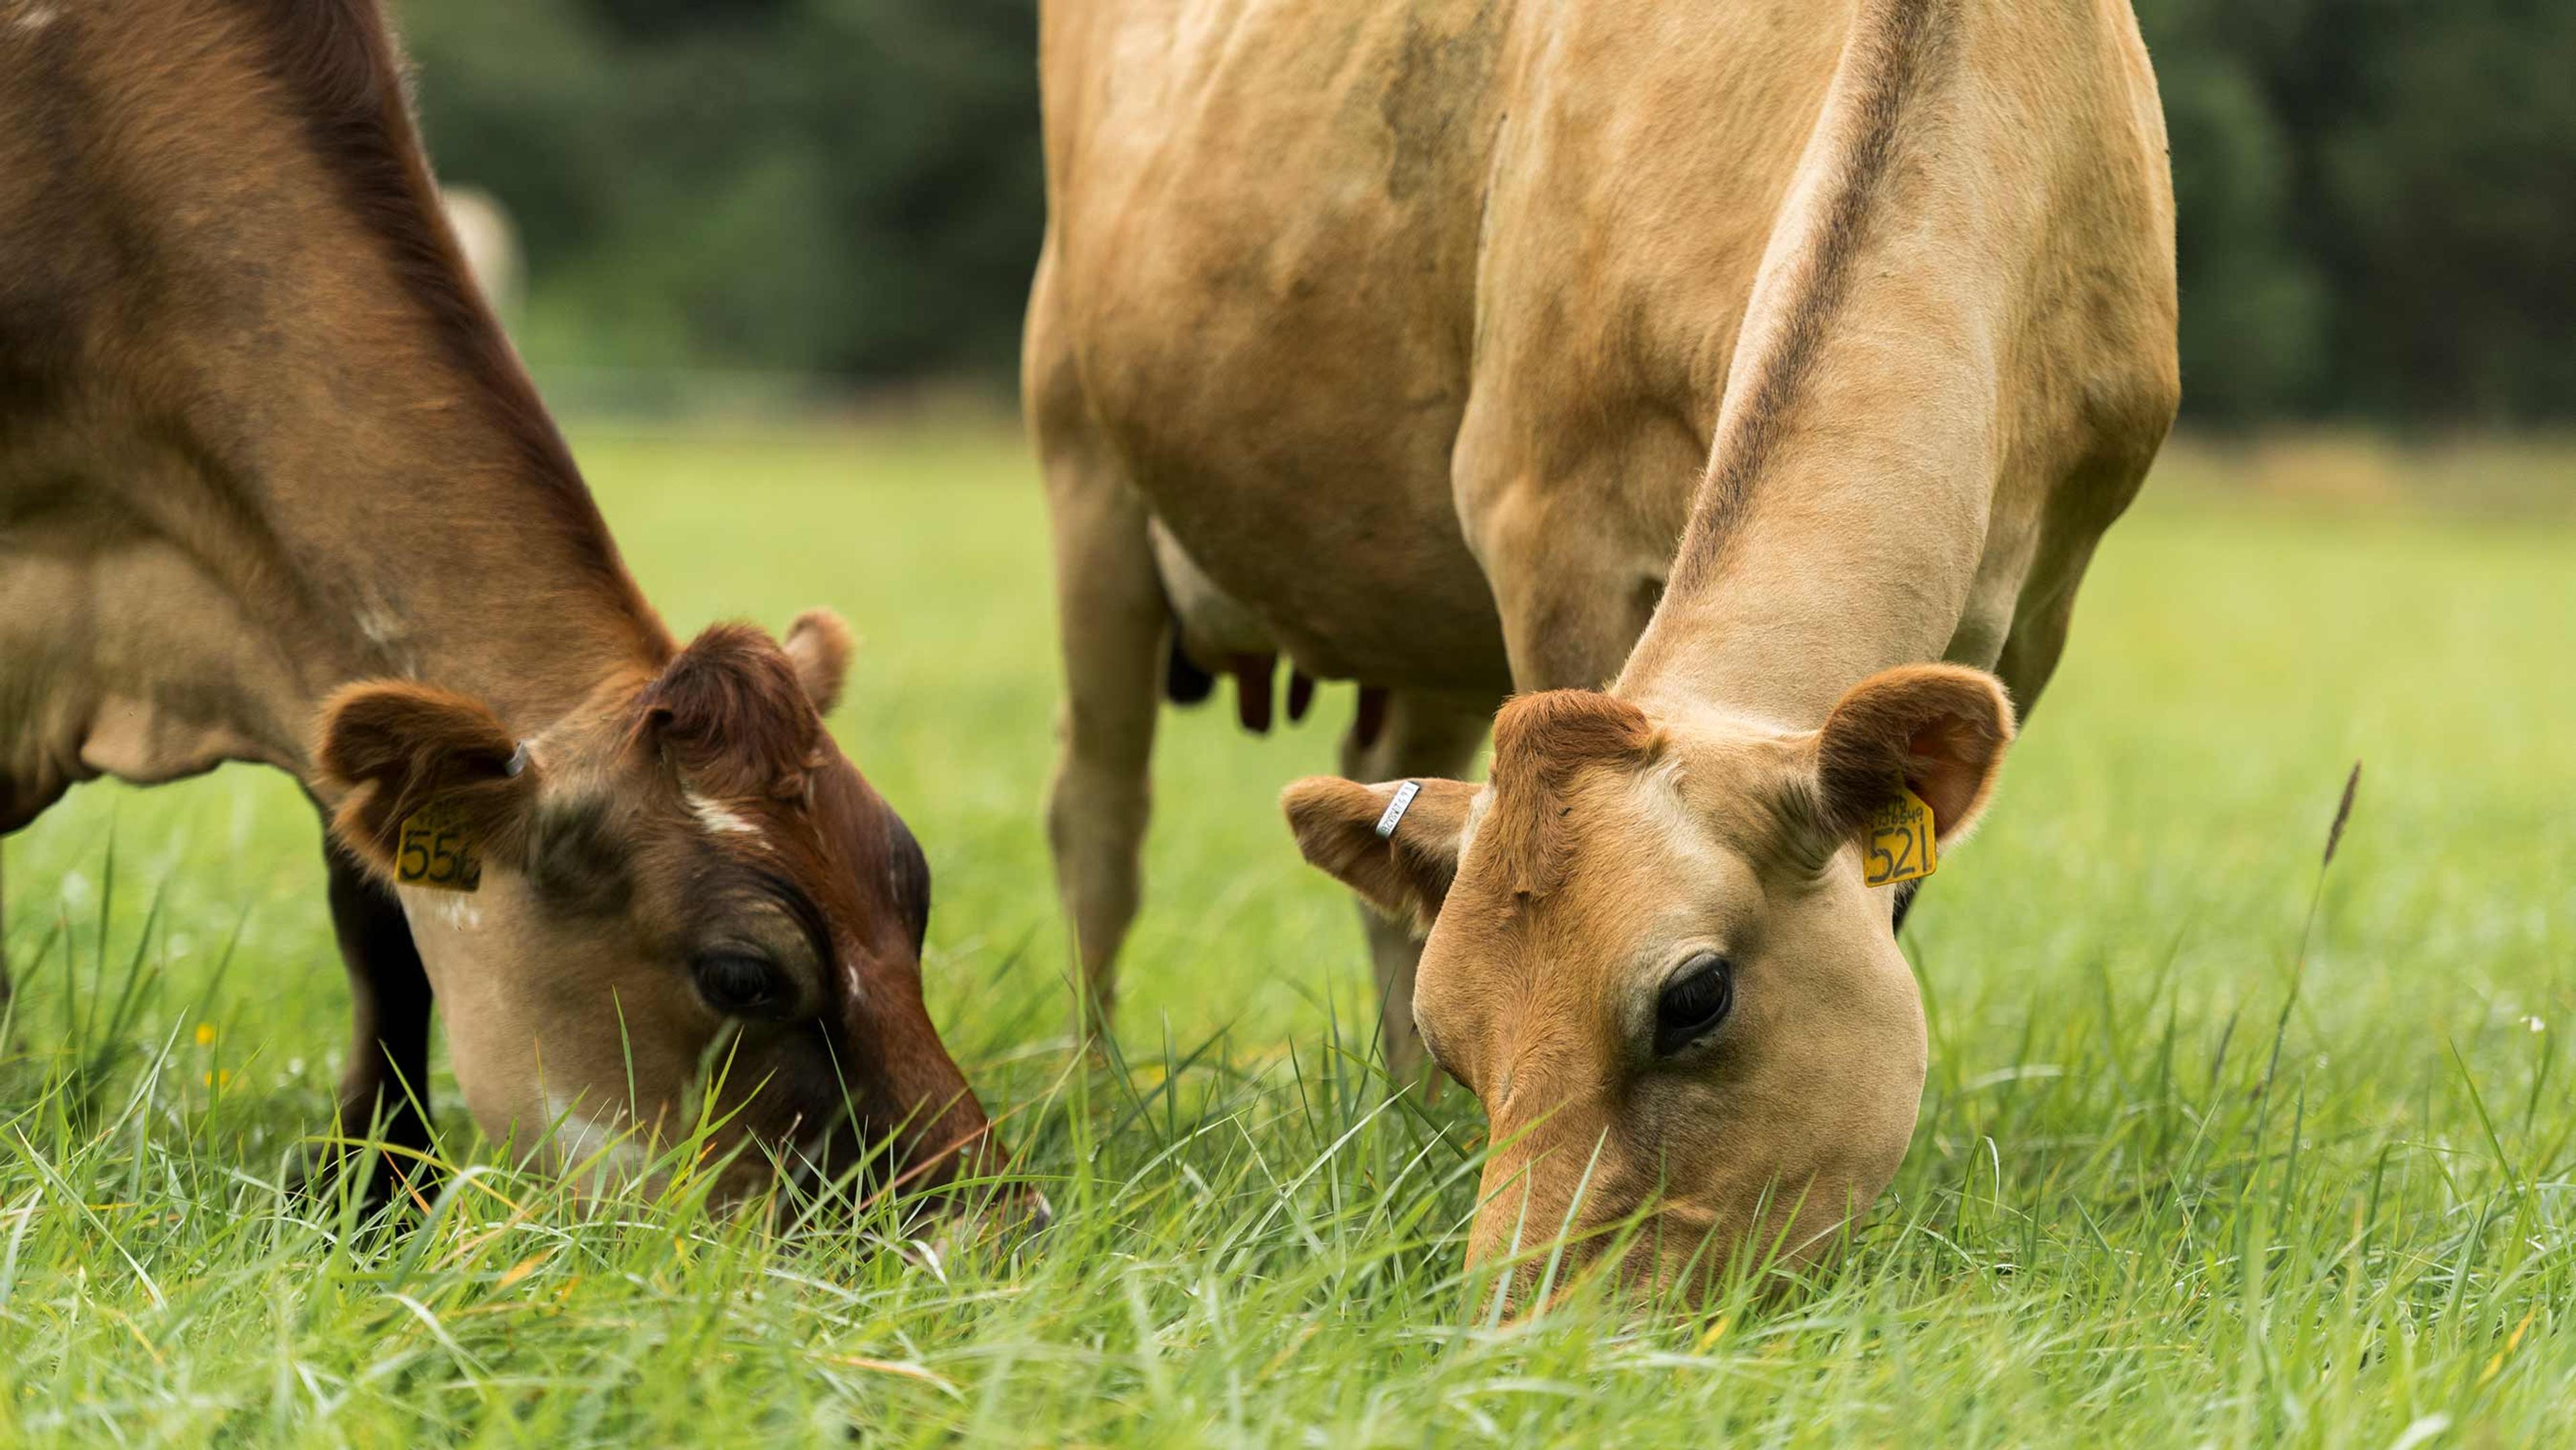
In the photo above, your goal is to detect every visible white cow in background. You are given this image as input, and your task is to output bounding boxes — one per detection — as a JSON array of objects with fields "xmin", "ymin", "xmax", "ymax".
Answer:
[{"xmin": 440, "ymin": 185, "xmax": 523, "ymax": 321}]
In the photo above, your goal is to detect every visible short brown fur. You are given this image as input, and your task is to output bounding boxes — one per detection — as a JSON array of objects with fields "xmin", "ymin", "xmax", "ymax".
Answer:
[
  {"xmin": 1480, "ymin": 691, "xmax": 1658, "ymax": 898},
  {"xmin": 1808, "ymin": 663, "xmax": 2015, "ymax": 844},
  {"xmin": 631, "ymin": 623, "xmax": 828, "ymax": 802},
  {"xmin": 240, "ymin": 0, "xmax": 640, "ymax": 609},
  {"xmin": 319, "ymin": 681, "xmax": 537, "ymax": 871},
  {"xmin": 1669, "ymin": 0, "xmax": 1950, "ymax": 590}
]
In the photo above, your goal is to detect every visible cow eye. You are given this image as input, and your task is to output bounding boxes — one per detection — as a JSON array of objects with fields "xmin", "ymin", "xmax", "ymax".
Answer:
[
  {"xmin": 694, "ymin": 953, "xmax": 788, "ymax": 1017},
  {"xmin": 1654, "ymin": 953, "xmax": 1734, "ymax": 1056}
]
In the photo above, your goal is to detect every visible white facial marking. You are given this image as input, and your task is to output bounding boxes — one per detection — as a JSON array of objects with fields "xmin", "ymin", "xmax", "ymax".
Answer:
[
  {"xmin": 351, "ymin": 588, "xmax": 419, "ymax": 677},
  {"xmin": 11, "ymin": 5, "xmax": 58, "ymax": 34},
  {"xmin": 685, "ymin": 791, "xmax": 761, "ymax": 840},
  {"xmin": 423, "ymin": 894, "xmax": 484, "ymax": 932}
]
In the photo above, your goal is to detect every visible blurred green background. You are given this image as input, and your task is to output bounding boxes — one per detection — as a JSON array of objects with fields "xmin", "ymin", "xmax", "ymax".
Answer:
[{"xmin": 396, "ymin": 0, "xmax": 2576, "ymax": 425}]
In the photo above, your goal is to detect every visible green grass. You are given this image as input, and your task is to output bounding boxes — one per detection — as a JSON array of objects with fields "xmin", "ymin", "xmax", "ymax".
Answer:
[{"xmin": 1, "ymin": 423, "xmax": 2571, "ymax": 1445}]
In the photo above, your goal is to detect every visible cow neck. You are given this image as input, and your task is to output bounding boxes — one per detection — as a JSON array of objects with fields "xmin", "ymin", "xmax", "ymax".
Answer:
[
  {"xmin": 1610, "ymin": 500, "xmax": 1964, "ymax": 734},
  {"xmin": 141, "ymin": 394, "xmax": 677, "ymax": 783},
  {"xmin": 19, "ymin": 0, "xmax": 680, "ymax": 787},
  {"xmin": 279, "ymin": 442, "xmax": 676, "ymax": 742},
  {"xmin": 129, "ymin": 235, "xmax": 675, "ymax": 769},
  {"xmin": 1609, "ymin": 0, "xmax": 1994, "ymax": 734}
]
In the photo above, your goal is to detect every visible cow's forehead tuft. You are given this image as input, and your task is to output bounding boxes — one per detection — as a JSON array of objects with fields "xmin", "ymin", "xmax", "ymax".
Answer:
[{"xmin": 1479, "ymin": 691, "xmax": 1659, "ymax": 899}]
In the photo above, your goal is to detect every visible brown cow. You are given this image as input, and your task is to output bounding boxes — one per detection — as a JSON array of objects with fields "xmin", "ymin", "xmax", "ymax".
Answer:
[
  {"xmin": 1030, "ymin": 0, "xmax": 2176, "ymax": 1296},
  {"xmin": 0, "ymin": 0, "xmax": 1008, "ymax": 1213}
]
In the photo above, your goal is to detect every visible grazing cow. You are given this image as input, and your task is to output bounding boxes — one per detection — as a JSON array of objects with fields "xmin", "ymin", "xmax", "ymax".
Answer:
[
  {"xmin": 0, "ymin": 0, "xmax": 1008, "ymax": 1211},
  {"xmin": 1029, "ymin": 0, "xmax": 2176, "ymax": 1294}
]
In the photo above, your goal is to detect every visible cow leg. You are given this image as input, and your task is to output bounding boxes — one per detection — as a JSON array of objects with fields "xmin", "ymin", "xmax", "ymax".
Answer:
[
  {"xmin": 1032, "ymin": 300, "xmax": 1163, "ymax": 1038},
  {"xmin": 1041, "ymin": 473, "xmax": 1162, "ymax": 1036},
  {"xmin": 318, "ymin": 840, "xmax": 438, "ymax": 1205},
  {"xmin": 1342, "ymin": 687, "xmax": 1496, "ymax": 1084}
]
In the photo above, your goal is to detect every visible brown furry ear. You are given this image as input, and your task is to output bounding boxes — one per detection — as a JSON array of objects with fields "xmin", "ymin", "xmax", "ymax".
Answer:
[
  {"xmin": 1809, "ymin": 664, "xmax": 2017, "ymax": 847},
  {"xmin": 634, "ymin": 622, "xmax": 821, "ymax": 799},
  {"xmin": 782, "ymin": 608, "xmax": 855, "ymax": 716},
  {"xmin": 1282, "ymin": 776, "xmax": 1479, "ymax": 930},
  {"xmin": 316, "ymin": 683, "xmax": 539, "ymax": 880}
]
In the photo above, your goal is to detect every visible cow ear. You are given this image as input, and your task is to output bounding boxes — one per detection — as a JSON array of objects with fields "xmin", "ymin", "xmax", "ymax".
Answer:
[
  {"xmin": 1281, "ymin": 776, "xmax": 1479, "ymax": 930},
  {"xmin": 315, "ymin": 683, "xmax": 540, "ymax": 881},
  {"xmin": 782, "ymin": 608, "xmax": 855, "ymax": 716},
  {"xmin": 1808, "ymin": 664, "xmax": 2016, "ymax": 850}
]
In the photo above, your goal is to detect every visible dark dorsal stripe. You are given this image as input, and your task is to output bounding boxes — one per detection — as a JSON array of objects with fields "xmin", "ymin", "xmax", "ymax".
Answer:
[{"xmin": 1666, "ymin": 0, "xmax": 1951, "ymax": 597}]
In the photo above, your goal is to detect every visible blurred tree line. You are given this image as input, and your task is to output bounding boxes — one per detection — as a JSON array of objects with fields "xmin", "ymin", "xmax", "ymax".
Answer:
[
  {"xmin": 401, "ymin": 0, "xmax": 2575, "ymax": 424},
  {"xmin": 400, "ymin": 0, "xmax": 1041, "ymax": 384}
]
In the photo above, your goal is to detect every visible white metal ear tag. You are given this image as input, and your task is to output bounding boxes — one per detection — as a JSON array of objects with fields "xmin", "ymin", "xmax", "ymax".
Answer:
[{"xmin": 1374, "ymin": 780, "xmax": 1421, "ymax": 840}]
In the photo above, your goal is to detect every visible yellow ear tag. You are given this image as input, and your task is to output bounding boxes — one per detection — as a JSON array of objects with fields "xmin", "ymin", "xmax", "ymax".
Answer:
[
  {"xmin": 395, "ymin": 801, "xmax": 483, "ymax": 893},
  {"xmin": 1860, "ymin": 785, "xmax": 1937, "ymax": 888}
]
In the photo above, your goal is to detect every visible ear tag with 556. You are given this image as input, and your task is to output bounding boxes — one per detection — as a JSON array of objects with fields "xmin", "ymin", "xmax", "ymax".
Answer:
[
  {"xmin": 396, "ymin": 801, "xmax": 483, "ymax": 893},
  {"xmin": 1860, "ymin": 785, "xmax": 1937, "ymax": 888}
]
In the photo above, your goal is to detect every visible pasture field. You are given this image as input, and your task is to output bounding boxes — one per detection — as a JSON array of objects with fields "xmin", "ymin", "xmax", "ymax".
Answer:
[{"xmin": 1, "ymin": 423, "xmax": 2570, "ymax": 1446}]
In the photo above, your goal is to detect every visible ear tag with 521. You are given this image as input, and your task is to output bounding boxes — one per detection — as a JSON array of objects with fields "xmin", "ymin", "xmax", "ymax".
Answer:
[
  {"xmin": 396, "ymin": 801, "xmax": 482, "ymax": 893},
  {"xmin": 1861, "ymin": 785, "xmax": 1937, "ymax": 888}
]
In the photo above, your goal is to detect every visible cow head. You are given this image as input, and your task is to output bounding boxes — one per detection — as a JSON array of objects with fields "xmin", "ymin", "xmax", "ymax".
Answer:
[
  {"xmin": 1284, "ymin": 665, "xmax": 2014, "ymax": 1302},
  {"xmin": 317, "ymin": 610, "xmax": 1011, "ymax": 1215}
]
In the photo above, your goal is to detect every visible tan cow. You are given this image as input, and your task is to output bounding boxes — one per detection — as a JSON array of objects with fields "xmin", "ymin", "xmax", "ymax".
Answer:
[
  {"xmin": 1029, "ymin": 0, "xmax": 2176, "ymax": 1294},
  {"xmin": 0, "ymin": 0, "xmax": 1012, "ymax": 1216}
]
